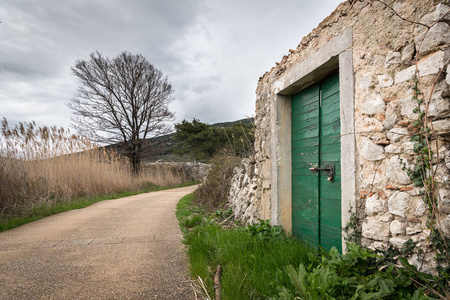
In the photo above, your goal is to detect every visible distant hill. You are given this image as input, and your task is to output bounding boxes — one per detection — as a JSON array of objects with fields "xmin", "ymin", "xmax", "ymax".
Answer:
[
  {"xmin": 209, "ymin": 118, "xmax": 254, "ymax": 128},
  {"xmin": 106, "ymin": 118, "xmax": 254, "ymax": 162}
]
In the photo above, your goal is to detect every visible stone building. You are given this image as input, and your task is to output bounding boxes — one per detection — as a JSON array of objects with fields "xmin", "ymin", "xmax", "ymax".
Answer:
[{"xmin": 229, "ymin": 0, "xmax": 450, "ymax": 270}]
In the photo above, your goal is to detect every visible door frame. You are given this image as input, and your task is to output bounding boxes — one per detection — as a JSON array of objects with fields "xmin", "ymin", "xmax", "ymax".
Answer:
[{"xmin": 270, "ymin": 27, "xmax": 356, "ymax": 252}]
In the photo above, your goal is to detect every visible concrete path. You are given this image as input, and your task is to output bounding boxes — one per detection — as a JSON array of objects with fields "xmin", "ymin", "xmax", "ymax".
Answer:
[{"xmin": 0, "ymin": 185, "xmax": 198, "ymax": 299}]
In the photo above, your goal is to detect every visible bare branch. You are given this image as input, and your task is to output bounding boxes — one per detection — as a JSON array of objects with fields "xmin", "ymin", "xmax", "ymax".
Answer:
[
  {"xmin": 374, "ymin": 0, "xmax": 432, "ymax": 29},
  {"xmin": 68, "ymin": 51, "xmax": 175, "ymax": 174}
]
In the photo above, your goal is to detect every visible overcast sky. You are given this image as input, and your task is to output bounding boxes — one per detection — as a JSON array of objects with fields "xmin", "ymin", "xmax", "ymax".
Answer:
[{"xmin": 0, "ymin": 0, "xmax": 343, "ymax": 132}]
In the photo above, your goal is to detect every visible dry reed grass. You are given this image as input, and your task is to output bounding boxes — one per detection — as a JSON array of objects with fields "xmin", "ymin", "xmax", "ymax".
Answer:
[
  {"xmin": 141, "ymin": 163, "xmax": 191, "ymax": 187},
  {"xmin": 0, "ymin": 119, "xmax": 190, "ymax": 219}
]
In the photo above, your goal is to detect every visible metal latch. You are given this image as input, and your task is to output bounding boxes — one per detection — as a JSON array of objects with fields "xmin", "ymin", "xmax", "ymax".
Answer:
[{"xmin": 308, "ymin": 163, "xmax": 335, "ymax": 182}]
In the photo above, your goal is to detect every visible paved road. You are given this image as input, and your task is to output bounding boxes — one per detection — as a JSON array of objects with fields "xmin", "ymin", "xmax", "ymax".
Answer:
[{"xmin": 0, "ymin": 185, "xmax": 198, "ymax": 299}]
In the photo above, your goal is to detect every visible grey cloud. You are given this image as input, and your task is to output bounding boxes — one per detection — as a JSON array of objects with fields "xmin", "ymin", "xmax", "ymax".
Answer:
[{"xmin": 0, "ymin": 0, "xmax": 343, "ymax": 130}]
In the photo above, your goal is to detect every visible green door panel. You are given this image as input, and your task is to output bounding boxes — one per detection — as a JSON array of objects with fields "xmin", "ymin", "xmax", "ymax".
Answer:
[
  {"xmin": 292, "ymin": 207, "xmax": 319, "ymax": 245},
  {"xmin": 292, "ymin": 72, "xmax": 342, "ymax": 252}
]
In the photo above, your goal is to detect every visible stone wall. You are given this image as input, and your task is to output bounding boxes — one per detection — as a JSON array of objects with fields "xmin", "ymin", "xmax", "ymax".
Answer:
[
  {"xmin": 142, "ymin": 161, "xmax": 210, "ymax": 184},
  {"xmin": 228, "ymin": 157, "xmax": 259, "ymax": 224},
  {"xmin": 229, "ymin": 0, "xmax": 450, "ymax": 272}
]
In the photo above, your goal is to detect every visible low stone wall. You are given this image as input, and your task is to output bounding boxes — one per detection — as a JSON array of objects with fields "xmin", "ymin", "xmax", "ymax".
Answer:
[
  {"xmin": 228, "ymin": 157, "xmax": 259, "ymax": 224},
  {"xmin": 142, "ymin": 162, "xmax": 210, "ymax": 186}
]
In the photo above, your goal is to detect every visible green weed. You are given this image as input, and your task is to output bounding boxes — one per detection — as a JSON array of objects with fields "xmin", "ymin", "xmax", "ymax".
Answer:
[
  {"xmin": 273, "ymin": 243, "xmax": 447, "ymax": 300},
  {"xmin": 245, "ymin": 219, "xmax": 285, "ymax": 240},
  {"xmin": 183, "ymin": 215, "xmax": 204, "ymax": 229}
]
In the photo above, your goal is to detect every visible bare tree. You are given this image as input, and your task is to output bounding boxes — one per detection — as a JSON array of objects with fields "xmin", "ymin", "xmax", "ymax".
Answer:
[{"xmin": 68, "ymin": 51, "xmax": 175, "ymax": 174}]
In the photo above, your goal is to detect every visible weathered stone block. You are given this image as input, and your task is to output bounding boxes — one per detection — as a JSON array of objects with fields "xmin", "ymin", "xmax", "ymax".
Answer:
[
  {"xmin": 419, "ymin": 50, "xmax": 449, "ymax": 77},
  {"xmin": 415, "ymin": 23, "xmax": 450, "ymax": 55},
  {"xmin": 388, "ymin": 191, "xmax": 410, "ymax": 218},
  {"xmin": 361, "ymin": 138, "xmax": 385, "ymax": 161},
  {"xmin": 365, "ymin": 194, "xmax": 386, "ymax": 215},
  {"xmin": 445, "ymin": 148, "xmax": 450, "ymax": 169},
  {"xmin": 379, "ymin": 212, "xmax": 394, "ymax": 222},
  {"xmin": 390, "ymin": 220, "xmax": 406, "ymax": 236},
  {"xmin": 408, "ymin": 254, "xmax": 438, "ymax": 276},
  {"xmin": 414, "ymin": 199, "xmax": 427, "ymax": 217},
  {"xmin": 362, "ymin": 216, "xmax": 390, "ymax": 239},
  {"xmin": 358, "ymin": 73, "xmax": 373, "ymax": 94},
  {"xmin": 385, "ymin": 51, "xmax": 401, "ymax": 66},
  {"xmin": 387, "ymin": 127, "xmax": 409, "ymax": 143},
  {"xmin": 390, "ymin": 237, "xmax": 408, "ymax": 247},
  {"xmin": 384, "ymin": 102, "xmax": 398, "ymax": 130},
  {"xmin": 402, "ymin": 142, "xmax": 415, "ymax": 155},
  {"xmin": 395, "ymin": 50, "xmax": 449, "ymax": 82},
  {"xmin": 420, "ymin": 3, "xmax": 450, "ymax": 25},
  {"xmin": 432, "ymin": 119, "xmax": 450, "ymax": 134},
  {"xmin": 439, "ymin": 188, "xmax": 450, "ymax": 214},
  {"xmin": 361, "ymin": 93, "xmax": 386, "ymax": 115},
  {"xmin": 385, "ymin": 144, "xmax": 402, "ymax": 154},
  {"xmin": 386, "ymin": 156, "xmax": 411, "ymax": 185},
  {"xmin": 402, "ymin": 44, "xmax": 415, "ymax": 62},
  {"xmin": 438, "ymin": 146, "xmax": 448, "ymax": 160},
  {"xmin": 360, "ymin": 117, "xmax": 383, "ymax": 132},
  {"xmin": 373, "ymin": 241, "xmax": 387, "ymax": 250},
  {"xmin": 398, "ymin": 95, "xmax": 418, "ymax": 120},
  {"xmin": 378, "ymin": 74, "xmax": 394, "ymax": 87},
  {"xmin": 395, "ymin": 66, "xmax": 415, "ymax": 84},
  {"xmin": 406, "ymin": 227, "xmax": 422, "ymax": 235},
  {"xmin": 435, "ymin": 165, "xmax": 450, "ymax": 184},
  {"xmin": 427, "ymin": 81, "xmax": 450, "ymax": 118}
]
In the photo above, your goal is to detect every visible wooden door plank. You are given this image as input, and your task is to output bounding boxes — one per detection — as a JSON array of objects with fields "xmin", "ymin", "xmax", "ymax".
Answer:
[{"xmin": 292, "ymin": 72, "xmax": 341, "ymax": 252}]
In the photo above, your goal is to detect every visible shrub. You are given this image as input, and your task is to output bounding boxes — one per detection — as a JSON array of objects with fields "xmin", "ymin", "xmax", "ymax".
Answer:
[{"xmin": 193, "ymin": 153, "xmax": 240, "ymax": 212}]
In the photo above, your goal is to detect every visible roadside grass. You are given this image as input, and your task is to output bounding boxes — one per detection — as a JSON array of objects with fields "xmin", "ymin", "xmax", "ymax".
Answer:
[
  {"xmin": 176, "ymin": 193, "xmax": 316, "ymax": 299},
  {"xmin": 1, "ymin": 182, "xmax": 197, "ymax": 233},
  {"xmin": 176, "ymin": 193, "xmax": 206, "ymax": 234},
  {"xmin": 177, "ymin": 194, "xmax": 449, "ymax": 299}
]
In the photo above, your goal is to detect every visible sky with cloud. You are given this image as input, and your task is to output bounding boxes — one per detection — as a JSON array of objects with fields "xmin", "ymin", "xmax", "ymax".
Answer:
[{"xmin": 0, "ymin": 0, "xmax": 343, "ymax": 132}]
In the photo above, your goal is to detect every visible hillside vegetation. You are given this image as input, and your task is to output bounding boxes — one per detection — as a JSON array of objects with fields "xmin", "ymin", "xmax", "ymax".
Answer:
[{"xmin": 106, "ymin": 118, "xmax": 254, "ymax": 162}]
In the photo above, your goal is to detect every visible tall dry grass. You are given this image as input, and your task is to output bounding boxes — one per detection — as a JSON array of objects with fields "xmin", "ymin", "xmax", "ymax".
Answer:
[
  {"xmin": 142, "ymin": 163, "xmax": 191, "ymax": 187},
  {"xmin": 0, "ymin": 119, "xmax": 189, "ymax": 219}
]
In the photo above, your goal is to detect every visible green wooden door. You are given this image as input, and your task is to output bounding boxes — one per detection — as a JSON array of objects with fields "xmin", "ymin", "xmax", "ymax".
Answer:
[{"xmin": 291, "ymin": 73, "xmax": 341, "ymax": 252}]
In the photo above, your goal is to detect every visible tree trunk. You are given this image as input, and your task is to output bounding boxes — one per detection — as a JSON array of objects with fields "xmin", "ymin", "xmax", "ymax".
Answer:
[
  {"xmin": 130, "ymin": 154, "xmax": 141, "ymax": 176},
  {"xmin": 126, "ymin": 145, "xmax": 140, "ymax": 177},
  {"xmin": 125, "ymin": 141, "xmax": 143, "ymax": 177}
]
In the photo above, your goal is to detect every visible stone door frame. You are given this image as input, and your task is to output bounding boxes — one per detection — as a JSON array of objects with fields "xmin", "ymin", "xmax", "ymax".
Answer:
[{"xmin": 270, "ymin": 27, "xmax": 356, "ymax": 252}]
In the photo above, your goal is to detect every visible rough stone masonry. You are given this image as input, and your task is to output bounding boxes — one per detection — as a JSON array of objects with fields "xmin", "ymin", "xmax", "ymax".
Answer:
[{"xmin": 229, "ymin": 0, "xmax": 450, "ymax": 273}]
